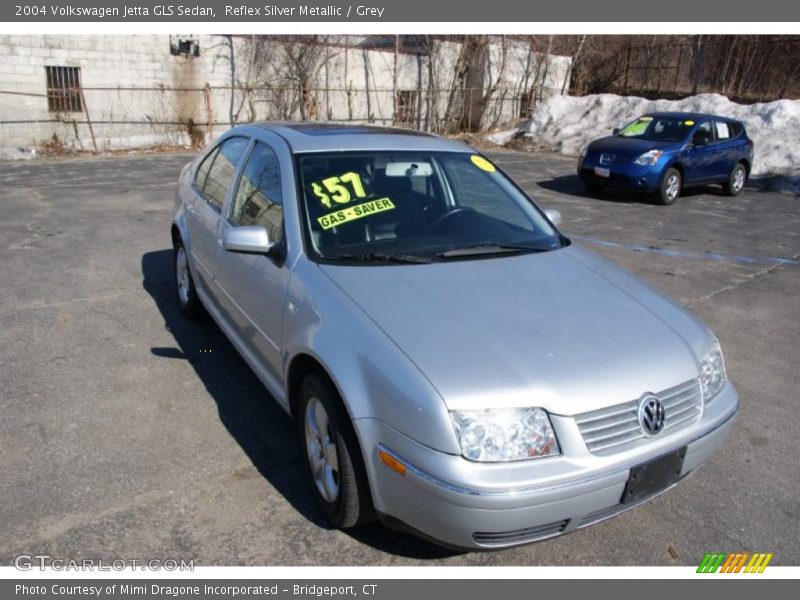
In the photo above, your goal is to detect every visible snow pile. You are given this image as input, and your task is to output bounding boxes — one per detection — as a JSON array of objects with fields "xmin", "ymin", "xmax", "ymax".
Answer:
[{"xmin": 489, "ymin": 93, "xmax": 800, "ymax": 183}]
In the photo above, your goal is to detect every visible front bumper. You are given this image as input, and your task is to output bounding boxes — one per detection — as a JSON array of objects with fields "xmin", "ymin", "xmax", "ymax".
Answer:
[
  {"xmin": 578, "ymin": 157, "xmax": 664, "ymax": 192},
  {"xmin": 355, "ymin": 381, "xmax": 739, "ymax": 550}
]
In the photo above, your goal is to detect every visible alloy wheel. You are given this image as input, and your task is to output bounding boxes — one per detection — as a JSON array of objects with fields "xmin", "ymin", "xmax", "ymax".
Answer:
[
  {"xmin": 176, "ymin": 246, "xmax": 190, "ymax": 305},
  {"xmin": 665, "ymin": 174, "xmax": 680, "ymax": 202},
  {"xmin": 733, "ymin": 168, "xmax": 745, "ymax": 193},
  {"xmin": 304, "ymin": 397, "xmax": 340, "ymax": 503}
]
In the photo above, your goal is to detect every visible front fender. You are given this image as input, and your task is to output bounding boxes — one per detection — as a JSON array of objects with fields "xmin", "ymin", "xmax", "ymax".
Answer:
[
  {"xmin": 172, "ymin": 208, "xmax": 190, "ymax": 250},
  {"xmin": 172, "ymin": 162, "xmax": 194, "ymax": 250},
  {"xmin": 282, "ymin": 258, "xmax": 460, "ymax": 455}
]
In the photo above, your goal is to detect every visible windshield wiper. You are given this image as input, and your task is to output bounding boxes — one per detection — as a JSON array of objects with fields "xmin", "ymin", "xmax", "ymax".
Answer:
[
  {"xmin": 324, "ymin": 252, "xmax": 432, "ymax": 264},
  {"xmin": 437, "ymin": 243, "xmax": 550, "ymax": 259}
]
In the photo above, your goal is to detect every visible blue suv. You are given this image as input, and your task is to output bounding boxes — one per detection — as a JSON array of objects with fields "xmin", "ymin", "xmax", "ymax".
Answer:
[{"xmin": 577, "ymin": 112, "xmax": 754, "ymax": 205}]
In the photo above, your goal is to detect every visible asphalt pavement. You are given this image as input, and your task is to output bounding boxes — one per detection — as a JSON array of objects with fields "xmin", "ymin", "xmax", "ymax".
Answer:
[{"xmin": 0, "ymin": 150, "xmax": 797, "ymax": 566}]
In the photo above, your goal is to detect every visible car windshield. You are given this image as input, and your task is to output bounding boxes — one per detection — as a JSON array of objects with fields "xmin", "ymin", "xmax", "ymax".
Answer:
[
  {"xmin": 618, "ymin": 115, "xmax": 695, "ymax": 142},
  {"xmin": 296, "ymin": 151, "xmax": 564, "ymax": 263}
]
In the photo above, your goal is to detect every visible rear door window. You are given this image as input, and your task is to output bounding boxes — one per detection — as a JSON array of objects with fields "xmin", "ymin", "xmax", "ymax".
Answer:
[
  {"xmin": 728, "ymin": 122, "xmax": 743, "ymax": 138},
  {"xmin": 694, "ymin": 121, "xmax": 713, "ymax": 144},
  {"xmin": 193, "ymin": 136, "xmax": 250, "ymax": 211}
]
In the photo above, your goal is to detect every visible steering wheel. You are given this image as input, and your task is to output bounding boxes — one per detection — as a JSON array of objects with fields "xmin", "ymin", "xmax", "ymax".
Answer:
[{"xmin": 429, "ymin": 207, "xmax": 476, "ymax": 232}]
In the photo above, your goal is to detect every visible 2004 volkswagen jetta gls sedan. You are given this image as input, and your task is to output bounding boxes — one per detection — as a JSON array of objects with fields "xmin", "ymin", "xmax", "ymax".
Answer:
[{"xmin": 171, "ymin": 123, "xmax": 738, "ymax": 550}]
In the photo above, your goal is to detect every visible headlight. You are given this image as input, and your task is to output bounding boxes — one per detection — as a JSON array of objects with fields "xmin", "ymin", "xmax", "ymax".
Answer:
[
  {"xmin": 633, "ymin": 149, "xmax": 663, "ymax": 165},
  {"xmin": 450, "ymin": 407, "xmax": 559, "ymax": 462},
  {"xmin": 699, "ymin": 341, "xmax": 726, "ymax": 401}
]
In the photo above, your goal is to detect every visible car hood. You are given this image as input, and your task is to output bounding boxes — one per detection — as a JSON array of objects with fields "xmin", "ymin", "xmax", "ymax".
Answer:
[
  {"xmin": 588, "ymin": 135, "xmax": 681, "ymax": 155},
  {"xmin": 319, "ymin": 244, "xmax": 708, "ymax": 415}
]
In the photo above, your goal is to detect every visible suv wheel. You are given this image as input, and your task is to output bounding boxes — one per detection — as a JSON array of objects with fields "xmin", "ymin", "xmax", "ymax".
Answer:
[
  {"xmin": 658, "ymin": 168, "xmax": 682, "ymax": 205},
  {"xmin": 723, "ymin": 163, "xmax": 747, "ymax": 196}
]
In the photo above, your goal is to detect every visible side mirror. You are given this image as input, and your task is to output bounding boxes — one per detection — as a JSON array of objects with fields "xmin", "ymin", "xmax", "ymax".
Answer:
[
  {"xmin": 544, "ymin": 208, "xmax": 562, "ymax": 227},
  {"xmin": 612, "ymin": 128, "xmax": 621, "ymax": 135},
  {"xmin": 222, "ymin": 226, "xmax": 275, "ymax": 255}
]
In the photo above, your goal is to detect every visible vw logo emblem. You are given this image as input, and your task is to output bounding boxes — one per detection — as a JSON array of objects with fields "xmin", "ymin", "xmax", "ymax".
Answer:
[{"xmin": 639, "ymin": 394, "xmax": 666, "ymax": 435}]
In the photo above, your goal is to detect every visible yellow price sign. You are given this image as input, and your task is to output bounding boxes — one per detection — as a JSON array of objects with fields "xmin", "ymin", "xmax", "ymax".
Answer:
[{"xmin": 311, "ymin": 171, "xmax": 367, "ymax": 209}]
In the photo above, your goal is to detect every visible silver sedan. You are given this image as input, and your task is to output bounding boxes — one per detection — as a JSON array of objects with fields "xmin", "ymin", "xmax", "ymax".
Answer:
[{"xmin": 171, "ymin": 123, "xmax": 738, "ymax": 550}]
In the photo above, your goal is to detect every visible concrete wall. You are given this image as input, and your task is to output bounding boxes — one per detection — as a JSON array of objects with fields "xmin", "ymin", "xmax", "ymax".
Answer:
[{"xmin": 0, "ymin": 34, "xmax": 236, "ymax": 149}]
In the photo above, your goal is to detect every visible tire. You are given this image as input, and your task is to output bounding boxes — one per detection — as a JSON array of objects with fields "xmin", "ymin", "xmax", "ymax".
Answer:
[
  {"xmin": 299, "ymin": 372, "xmax": 375, "ymax": 528},
  {"xmin": 583, "ymin": 179, "xmax": 606, "ymax": 194},
  {"xmin": 657, "ymin": 168, "xmax": 682, "ymax": 205},
  {"xmin": 723, "ymin": 163, "xmax": 747, "ymax": 196},
  {"xmin": 173, "ymin": 239, "xmax": 204, "ymax": 320}
]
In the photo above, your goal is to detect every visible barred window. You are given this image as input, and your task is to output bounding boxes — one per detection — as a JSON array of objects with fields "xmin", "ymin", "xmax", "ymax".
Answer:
[
  {"xmin": 518, "ymin": 90, "xmax": 534, "ymax": 118},
  {"xmin": 45, "ymin": 66, "xmax": 82, "ymax": 113},
  {"xmin": 395, "ymin": 90, "xmax": 418, "ymax": 125}
]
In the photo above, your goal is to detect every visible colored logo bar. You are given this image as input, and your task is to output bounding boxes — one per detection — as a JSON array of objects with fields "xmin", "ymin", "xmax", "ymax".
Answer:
[{"xmin": 697, "ymin": 552, "xmax": 773, "ymax": 573}]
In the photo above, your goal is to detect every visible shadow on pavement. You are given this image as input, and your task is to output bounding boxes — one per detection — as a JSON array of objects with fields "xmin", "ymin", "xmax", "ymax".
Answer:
[
  {"xmin": 536, "ymin": 173, "xmax": 743, "ymax": 205},
  {"xmin": 141, "ymin": 248, "xmax": 459, "ymax": 560},
  {"xmin": 536, "ymin": 174, "xmax": 640, "ymax": 203}
]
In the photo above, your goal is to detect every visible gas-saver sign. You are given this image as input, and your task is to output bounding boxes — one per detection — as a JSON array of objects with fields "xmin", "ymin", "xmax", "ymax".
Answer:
[{"xmin": 317, "ymin": 197, "xmax": 396, "ymax": 230}]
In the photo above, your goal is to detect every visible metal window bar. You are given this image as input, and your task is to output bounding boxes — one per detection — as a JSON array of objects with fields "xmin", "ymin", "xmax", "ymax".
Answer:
[{"xmin": 45, "ymin": 66, "xmax": 82, "ymax": 113}]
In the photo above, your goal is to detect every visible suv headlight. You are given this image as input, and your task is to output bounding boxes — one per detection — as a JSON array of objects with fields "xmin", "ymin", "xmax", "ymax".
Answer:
[
  {"xmin": 633, "ymin": 149, "xmax": 663, "ymax": 165},
  {"xmin": 450, "ymin": 407, "xmax": 559, "ymax": 462},
  {"xmin": 699, "ymin": 341, "xmax": 726, "ymax": 402}
]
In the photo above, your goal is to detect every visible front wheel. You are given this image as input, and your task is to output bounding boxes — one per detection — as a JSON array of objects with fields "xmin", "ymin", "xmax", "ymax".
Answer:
[
  {"xmin": 657, "ymin": 168, "xmax": 682, "ymax": 205},
  {"xmin": 299, "ymin": 373, "xmax": 375, "ymax": 528},
  {"xmin": 723, "ymin": 163, "xmax": 747, "ymax": 196}
]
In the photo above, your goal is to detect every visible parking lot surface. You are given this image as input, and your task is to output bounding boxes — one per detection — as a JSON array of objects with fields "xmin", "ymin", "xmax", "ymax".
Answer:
[{"xmin": 0, "ymin": 150, "xmax": 797, "ymax": 566}]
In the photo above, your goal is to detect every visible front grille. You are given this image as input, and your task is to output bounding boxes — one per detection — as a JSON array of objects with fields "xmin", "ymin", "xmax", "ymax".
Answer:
[
  {"xmin": 577, "ymin": 503, "xmax": 629, "ymax": 528},
  {"xmin": 575, "ymin": 379, "xmax": 703, "ymax": 456},
  {"xmin": 473, "ymin": 519, "xmax": 568, "ymax": 547}
]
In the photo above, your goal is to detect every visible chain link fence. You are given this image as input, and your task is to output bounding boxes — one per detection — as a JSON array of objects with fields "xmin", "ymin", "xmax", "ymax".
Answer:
[{"xmin": 0, "ymin": 81, "xmax": 531, "ymax": 153}]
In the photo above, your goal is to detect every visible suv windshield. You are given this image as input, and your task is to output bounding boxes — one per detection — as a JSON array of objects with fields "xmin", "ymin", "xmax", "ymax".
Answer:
[
  {"xmin": 297, "ymin": 152, "xmax": 563, "ymax": 263},
  {"xmin": 618, "ymin": 115, "xmax": 695, "ymax": 142}
]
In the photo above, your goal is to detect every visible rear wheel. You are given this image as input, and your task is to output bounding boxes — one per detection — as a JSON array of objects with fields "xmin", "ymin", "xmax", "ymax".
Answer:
[
  {"xmin": 299, "ymin": 372, "xmax": 375, "ymax": 528},
  {"xmin": 723, "ymin": 163, "xmax": 747, "ymax": 196},
  {"xmin": 657, "ymin": 168, "xmax": 682, "ymax": 205},
  {"xmin": 174, "ymin": 240, "xmax": 204, "ymax": 319}
]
